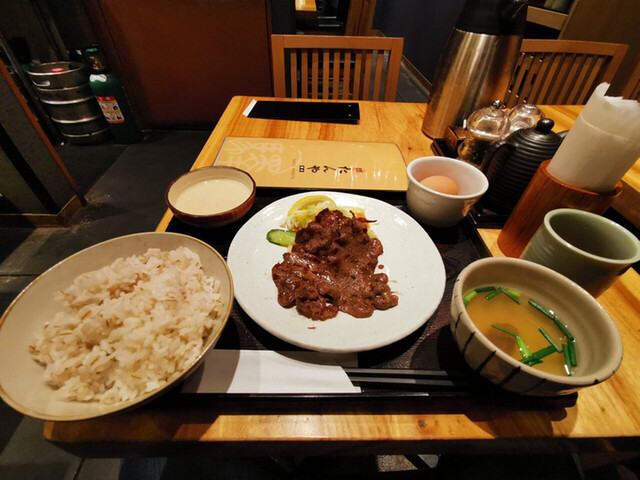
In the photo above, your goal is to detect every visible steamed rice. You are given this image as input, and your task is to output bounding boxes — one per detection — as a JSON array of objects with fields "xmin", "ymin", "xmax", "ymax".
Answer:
[{"xmin": 29, "ymin": 247, "xmax": 222, "ymax": 404}]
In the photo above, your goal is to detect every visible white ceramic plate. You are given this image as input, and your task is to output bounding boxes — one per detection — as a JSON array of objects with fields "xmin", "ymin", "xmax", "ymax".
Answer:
[
  {"xmin": 0, "ymin": 233, "xmax": 233, "ymax": 421},
  {"xmin": 227, "ymin": 191, "xmax": 446, "ymax": 352}
]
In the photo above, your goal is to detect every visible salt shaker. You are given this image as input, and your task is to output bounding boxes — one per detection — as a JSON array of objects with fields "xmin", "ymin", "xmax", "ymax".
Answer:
[
  {"xmin": 457, "ymin": 100, "xmax": 511, "ymax": 166},
  {"xmin": 507, "ymin": 103, "xmax": 544, "ymax": 134}
]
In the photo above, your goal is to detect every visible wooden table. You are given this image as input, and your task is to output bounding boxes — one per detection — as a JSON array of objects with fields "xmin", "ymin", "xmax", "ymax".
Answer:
[{"xmin": 45, "ymin": 97, "xmax": 640, "ymax": 457}]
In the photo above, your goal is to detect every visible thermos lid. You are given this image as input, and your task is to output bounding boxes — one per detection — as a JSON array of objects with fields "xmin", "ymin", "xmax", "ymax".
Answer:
[{"xmin": 456, "ymin": 0, "xmax": 529, "ymax": 36}]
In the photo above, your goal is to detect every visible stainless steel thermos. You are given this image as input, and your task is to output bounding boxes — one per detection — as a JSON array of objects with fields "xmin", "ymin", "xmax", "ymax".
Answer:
[{"xmin": 422, "ymin": 0, "xmax": 528, "ymax": 138}]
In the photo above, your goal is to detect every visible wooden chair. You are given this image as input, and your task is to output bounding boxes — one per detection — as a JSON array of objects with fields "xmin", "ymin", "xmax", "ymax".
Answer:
[
  {"xmin": 504, "ymin": 40, "xmax": 628, "ymax": 107},
  {"xmin": 271, "ymin": 34, "xmax": 404, "ymax": 101}
]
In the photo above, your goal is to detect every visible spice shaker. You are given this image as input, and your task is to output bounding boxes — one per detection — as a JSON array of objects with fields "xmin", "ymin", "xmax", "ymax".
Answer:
[
  {"xmin": 506, "ymin": 103, "xmax": 545, "ymax": 134},
  {"xmin": 457, "ymin": 100, "xmax": 511, "ymax": 166}
]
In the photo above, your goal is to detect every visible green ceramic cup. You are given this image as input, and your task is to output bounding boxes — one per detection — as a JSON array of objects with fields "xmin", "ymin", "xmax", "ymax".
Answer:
[{"xmin": 521, "ymin": 209, "xmax": 640, "ymax": 297}]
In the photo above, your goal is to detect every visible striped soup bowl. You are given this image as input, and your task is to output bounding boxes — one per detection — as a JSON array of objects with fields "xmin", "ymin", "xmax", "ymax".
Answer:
[{"xmin": 450, "ymin": 257, "xmax": 623, "ymax": 396}]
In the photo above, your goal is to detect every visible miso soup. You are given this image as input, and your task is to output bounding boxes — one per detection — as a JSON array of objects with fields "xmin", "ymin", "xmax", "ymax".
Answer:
[{"xmin": 465, "ymin": 287, "xmax": 577, "ymax": 376}]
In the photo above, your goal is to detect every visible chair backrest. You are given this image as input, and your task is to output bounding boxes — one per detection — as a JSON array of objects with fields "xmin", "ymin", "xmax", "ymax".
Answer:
[
  {"xmin": 271, "ymin": 34, "xmax": 404, "ymax": 101},
  {"xmin": 504, "ymin": 40, "xmax": 628, "ymax": 107},
  {"xmin": 622, "ymin": 57, "xmax": 640, "ymax": 101}
]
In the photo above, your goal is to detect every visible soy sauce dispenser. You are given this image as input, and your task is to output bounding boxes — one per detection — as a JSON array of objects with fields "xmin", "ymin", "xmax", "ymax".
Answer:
[{"xmin": 422, "ymin": 0, "xmax": 528, "ymax": 138}]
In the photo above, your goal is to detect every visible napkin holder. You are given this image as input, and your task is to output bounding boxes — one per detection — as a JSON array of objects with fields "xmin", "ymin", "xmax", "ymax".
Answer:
[{"xmin": 497, "ymin": 160, "xmax": 623, "ymax": 257}]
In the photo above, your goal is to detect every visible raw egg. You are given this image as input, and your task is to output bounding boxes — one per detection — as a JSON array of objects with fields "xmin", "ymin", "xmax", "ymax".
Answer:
[{"xmin": 419, "ymin": 175, "xmax": 459, "ymax": 195}]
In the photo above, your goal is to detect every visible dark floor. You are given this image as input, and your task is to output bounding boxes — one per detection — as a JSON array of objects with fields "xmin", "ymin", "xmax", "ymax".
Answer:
[{"xmin": 1, "ymin": 80, "xmax": 637, "ymax": 479}]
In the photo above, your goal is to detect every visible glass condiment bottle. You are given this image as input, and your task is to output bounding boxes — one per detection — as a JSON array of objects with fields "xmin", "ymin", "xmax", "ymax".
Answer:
[
  {"xmin": 457, "ymin": 100, "xmax": 511, "ymax": 166},
  {"xmin": 506, "ymin": 103, "xmax": 544, "ymax": 134}
]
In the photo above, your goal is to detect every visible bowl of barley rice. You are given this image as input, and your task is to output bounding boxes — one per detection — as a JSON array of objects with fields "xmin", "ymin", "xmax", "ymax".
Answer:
[{"xmin": 0, "ymin": 232, "xmax": 233, "ymax": 421}]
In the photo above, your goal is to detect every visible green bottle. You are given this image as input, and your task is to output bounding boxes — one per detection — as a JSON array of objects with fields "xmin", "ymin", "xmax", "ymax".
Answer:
[{"xmin": 85, "ymin": 47, "xmax": 142, "ymax": 144}]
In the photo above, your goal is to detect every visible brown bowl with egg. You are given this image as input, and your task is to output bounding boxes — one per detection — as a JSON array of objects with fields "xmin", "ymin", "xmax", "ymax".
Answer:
[{"xmin": 166, "ymin": 166, "xmax": 256, "ymax": 227}]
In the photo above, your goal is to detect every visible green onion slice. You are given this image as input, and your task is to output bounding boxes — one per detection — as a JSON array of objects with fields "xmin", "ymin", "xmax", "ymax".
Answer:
[
  {"xmin": 501, "ymin": 287, "xmax": 521, "ymax": 304},
  {"xmin": 552, "ymin": 315, "xmax": 575, "ymax": 342},
  {"xmin": 568, "ymin": 341, "xmax": 578, "ymax": 367},
  {"xmin": 475, "ymin": 286, "xmax": 496, "ymax": 293},
  {"xmin": 539, "ymin": 327, "xmax": 562, "ymax": 353},
  {"xmin": 515, "ymin": 336, "xmax": 532, "ymax": 359},
  {"xmin": 528, "ymin": 299, "xmax": 555, "ymax": 320},
  {"xmin": 491, "ymin": 325, "xmax": 518, "ymax": 337},
  {"xmin": 562, "ymin": 344, "xmax": 573, "ymax": 376},
  {"xmin": 532, "ymin": 344, "xmax": 558, "ymax": 360},
  {"xmin": 522, "ymin": 344, "xmax": 559, "ymax": 366},
  {"xmin": 463, "ymin": 291, "xmax": 477, "ymax": 307},
  {"xmin": 506, "ymin": 288, "xmax": 521, "ymax": 298},
  {"xmin": 529, "ymin": 299, "xmax": 575, "ymax": 341},
  {"xmin": 522, "ymin": 356, "xmax": 543, "ymax": 366},
  {"xmin": 486, "ymin": 290, "xmax": 501, "ymax": 300}
]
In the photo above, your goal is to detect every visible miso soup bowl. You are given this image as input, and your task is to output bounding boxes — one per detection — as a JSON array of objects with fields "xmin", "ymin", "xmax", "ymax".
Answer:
[
  {"xmin": 406, "ymin": 156, "xmax": 488, "ymax": 228},
  {"xmin": 451, "ymin": 257, "xmax": 623, "ymax": 396}
]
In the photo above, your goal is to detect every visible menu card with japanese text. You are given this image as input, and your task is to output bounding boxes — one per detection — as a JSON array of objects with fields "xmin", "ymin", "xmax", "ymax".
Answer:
[{"xmin": 214, "ymin": 137, "xmax": 408, "ymax": 191}]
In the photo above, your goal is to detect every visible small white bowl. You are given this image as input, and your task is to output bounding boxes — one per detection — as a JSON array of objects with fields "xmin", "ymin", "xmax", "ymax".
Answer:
[
  {"xmin": 406, "ymin": 156, "xmax": 488, "ymax": 228},
  {"xmin": 166, "ymin": 166, "xmax": 256, "ymax": 228},
  {"xmin": 451, "ymin": 257, "xmax": 623, "ymax": 396}
]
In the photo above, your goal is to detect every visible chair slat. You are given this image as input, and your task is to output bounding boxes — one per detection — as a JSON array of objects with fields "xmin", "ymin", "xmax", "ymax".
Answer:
[
  {"xmin": 536, "ymin": 54, "xmax": 562, "ymax": 104},
  {"xmin": 571, "ymin": 55, "xmax": 596, "ymax": 104},
  {"xmin": 519, "ymin": 54, "xmax": 543, "ymax": 104},
  {"xmin": 562, "ymin": 55, "xmax": 587, "ymax": 104},
  {"xmin": 362, "ymin": 49, "xmax": 373, "ymax": 100},
  {"xmin": 512, "ymin": 53, "xmax": 534, "ymax": 106},
  {"xmin": 311, "ymin": 49, "xmax": 319, "ymax": 99},
  {"xmin": 289, "ymin": 50, "xmax": 298, "ymax": 98},
  {"xmin": 301, "ymin": 50, "xmax": 308, "ymax": 98},
  {"xmin": 372, "ymin": 50, "xmax": 384, "ymax": 101},
  {"xmin": 578, "ymin": 56, "xmax": 606, "ymax": 103},
  {"xmin": 504, "ymin": 53, "xmax": 526, "ymax": 107},
  {"xmin": 383, "ymin": 38, "xmax": 404, "ymax": 101},
  {"xmin": 353, "ymin": 50, "xmax": 363, "ymax": 99},
  {"xmin": 555, "ymin": 53, "xmax": 580, "ymax": 104},
  {"xmin": 547, "ymin": 53, "xmax": 573, "ymax": 104},
  {"xmin": 332, "ymin": 51, "xmax": 341, "ymax": 100},
  {"xmin": 342, "ymin": 51, "xmax": 352, "ymax": 100},
  {"xmin": 622, "ymin": 60, "xmax": 640, "ymax": 100},
  {"xmin": 527, "ymin": 54, "xmax": 552, "ymax": 103},
  {"xmin": 322, "ymin": 50, "xmax": 330, "ymax": 99}
]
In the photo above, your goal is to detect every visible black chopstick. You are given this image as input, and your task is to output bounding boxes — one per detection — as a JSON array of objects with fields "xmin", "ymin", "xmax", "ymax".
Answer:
[
  {"xmin": 346, "ymin": 376, "xmax": 469, "ymax": 388},
  {"xmin": 343, "ymin": 368, "xmax": 467, "ymax": 378},
  {"xmin": 343, "ymin": 368, "xmax": 471, "ymax": 388}
]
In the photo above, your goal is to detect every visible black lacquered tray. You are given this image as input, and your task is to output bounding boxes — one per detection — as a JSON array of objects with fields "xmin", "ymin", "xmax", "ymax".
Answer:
[{"xmin": 164, "ymin": 189, "xmax": 576, "ymax": 408}]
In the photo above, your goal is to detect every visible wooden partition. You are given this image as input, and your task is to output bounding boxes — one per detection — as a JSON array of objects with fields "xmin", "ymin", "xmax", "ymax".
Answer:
[{"xmin": 81, "ymin": 0, "xmax": 273, "ymax": 128}]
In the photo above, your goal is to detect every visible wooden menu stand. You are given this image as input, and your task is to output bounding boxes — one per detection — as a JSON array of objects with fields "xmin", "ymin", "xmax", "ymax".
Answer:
[{"xmin": 497, "ymin": 160, "xmax": 623, "ymax": 257}]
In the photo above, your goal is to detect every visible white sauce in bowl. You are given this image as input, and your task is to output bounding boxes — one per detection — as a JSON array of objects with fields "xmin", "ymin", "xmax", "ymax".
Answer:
[{"xmin": 174, "ymin": 178, "xmax": 251, "ymax": 215}]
